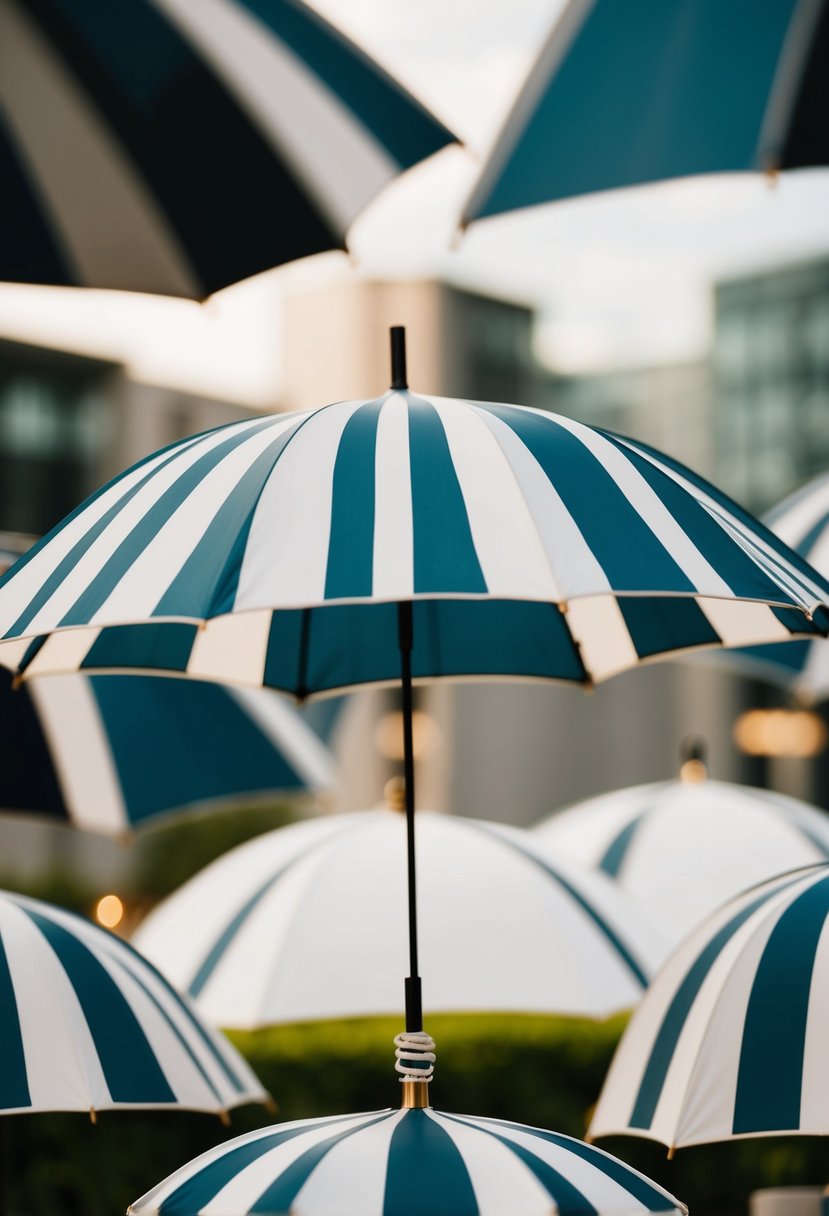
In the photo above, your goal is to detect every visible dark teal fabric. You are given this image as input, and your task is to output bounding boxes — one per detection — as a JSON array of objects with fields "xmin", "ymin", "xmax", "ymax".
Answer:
[
  {"xmin": 0, "ymin": 931, "xmax": 30, "ymax": 1110},
  {"xmin": 474, "ymin": 0, "xmax": 798, "ymax": 217},
  {"xmin": 325, "ymin": 400, "xmax": 382, "ymax": 599},
  {"xmin": 383, "ymin": 1110, "xmax": 478, "ymax": 1216},
  {"xmin": 732, "ymin": 871, "xmax": 829, "ymax": 1133}
]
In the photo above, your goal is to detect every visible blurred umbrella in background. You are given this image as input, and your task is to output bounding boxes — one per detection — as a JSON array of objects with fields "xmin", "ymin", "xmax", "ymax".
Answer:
[
  {"xmin": 0, "ymin": 886, "xmax": 267, "ymax": 1116},
  {"xmin": 534, "ymin": 760, "xmax": 829, "ymax": 952},
  {"xmin": 0, "ymin": 669, "xmax": 334, "ymax": 837},
  {"xmin": 0, "ymin": 0, "xmax": 456, "ymax": 297},
  {"xmin": 463, "ymin": 0, "xmax": 828, "ymax": 225},
  {"xmin": 725, "ymin": 472, "xmax": 829, "ymax": 700},
  {"xmin": 132, "ymin": 809, "xmax": 667, "ymax": 1028},
  {"xmin": 588, "ymin": 863, "xmax": 829, "ymax": 1151},
  {"xmin": 0, "ymin": 536, "xmax": 334, "ymax": 836}
]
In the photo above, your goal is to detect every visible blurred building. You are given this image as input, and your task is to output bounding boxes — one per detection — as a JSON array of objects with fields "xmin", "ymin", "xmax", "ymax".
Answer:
[{"xmin": 713, "ymin": 253, "xmax": 829, "ymax": 514}]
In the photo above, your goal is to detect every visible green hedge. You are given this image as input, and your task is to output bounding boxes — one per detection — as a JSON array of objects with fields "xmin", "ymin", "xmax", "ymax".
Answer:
[{"xmin": 5, "ymin": 1013, "xmax": 826, "ymax": 1216}]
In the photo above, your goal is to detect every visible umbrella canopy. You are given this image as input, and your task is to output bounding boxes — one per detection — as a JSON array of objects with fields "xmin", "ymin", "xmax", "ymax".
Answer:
[
  {"xmin": 132, "ymin": 810, "xmax": 666, "ymax": 1027},
  {"xmin": 729, "ymin": 472, "xmax": 829, "ymax": 698},
  {"xmin": 463, "ymin": 0, "xmax": 828, "ymax": 224},
  {"xmin": 128, "ymin": 1105, "xmax": 687, "ymax": 1216},
  {"xmin": 0, "ymin": 0, "xmax": 454, "ymax": 297},
  {"xmin": 0, "ymin": 887, "xmax": 267, "ymax": 1116},
  {"xmin": 1, "ymin": 389, "xmax": 827, "ymax": 693},
  {"xmin": 534, "ymin": 774, "xmax": 829, "ymax": 950},
  {"xmin": 0, "ymin": 668, "xmax": 333, "ymax": 836},
  {"xmin": 588, "ymin": 864, "xmax": 829, "ymax": 1150}
]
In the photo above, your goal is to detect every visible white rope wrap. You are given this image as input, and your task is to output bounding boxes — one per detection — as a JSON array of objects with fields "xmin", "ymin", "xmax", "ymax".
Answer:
[{"xmin": 394, "ymin": 1031, "xmax": 436, "ymax": 1083}]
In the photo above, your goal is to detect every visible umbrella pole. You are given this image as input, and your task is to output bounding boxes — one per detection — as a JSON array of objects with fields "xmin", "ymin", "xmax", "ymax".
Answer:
[
  {"xmin": 397, "ymin": 600, "xmax": 422, "ymax": 1033},
  {"xmin": 390, "ymin": 326, "xmax": 422, "ymax": 1034}
]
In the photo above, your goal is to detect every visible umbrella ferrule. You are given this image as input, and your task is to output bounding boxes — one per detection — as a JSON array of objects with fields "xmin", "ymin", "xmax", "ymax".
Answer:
[{"xmin": 394, "ymin": 1030, "xmax": 435, "ymax": 1108}]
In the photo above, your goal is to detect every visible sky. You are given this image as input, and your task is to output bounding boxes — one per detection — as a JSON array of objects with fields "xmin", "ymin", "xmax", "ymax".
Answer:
[{"xmin": 0, "ymin": 0, "xmax": 827, "ymax": 403}]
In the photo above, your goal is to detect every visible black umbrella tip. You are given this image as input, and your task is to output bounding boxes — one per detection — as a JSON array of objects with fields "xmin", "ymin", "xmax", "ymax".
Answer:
[{"xmin": 390, "ymin": 327, "xmax": 408, "ymax": 391}]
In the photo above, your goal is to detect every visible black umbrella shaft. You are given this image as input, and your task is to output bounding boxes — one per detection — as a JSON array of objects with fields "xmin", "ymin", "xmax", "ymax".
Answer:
[{"xmin": 398, "ymin": 600, "xmax": 423, "ymax": 1032}]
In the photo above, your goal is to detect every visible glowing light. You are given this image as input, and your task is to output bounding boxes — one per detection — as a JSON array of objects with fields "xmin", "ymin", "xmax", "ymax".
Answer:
[
  {"xmin": 374, "ymin": 710, "xmax": 440, "ymax": 762},
  {"xmin": 95, "ymin": 894, "xmax": 124, "ymax": 930},
  {"xmin": 733, "ymin": 709, "xmax": 828, "ymax": 759},
  {"xmin": 679, "ymin": 758, "xmax": 707, "ymax": 783}
]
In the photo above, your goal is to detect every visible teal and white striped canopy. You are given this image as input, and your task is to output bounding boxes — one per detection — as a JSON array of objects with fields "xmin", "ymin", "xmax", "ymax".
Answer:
[
  {"xmin": 1, "ymin": 392, "xmax": 827, "ymax": 695},
  {"xmin": 732, "ymin": 472, "xmax": 829, "ymax": 699},
  {"xmin": 0, "ymin": 668, "xmax": 333, "ymax": 835},
  {"xmin": 128, "ymin": 1106, "xmax": 687, "ymax": 1216},
  {"xmin": 0, "ymin": 888, "xmax": 267, "ymax": 1116},
  {"xmin": 0, "ymin": 0, "xmax": 454, "ymax": 297},
  {"xmin": 588, "ymin": 864, "xmax": 829, "ymax": 1149}
]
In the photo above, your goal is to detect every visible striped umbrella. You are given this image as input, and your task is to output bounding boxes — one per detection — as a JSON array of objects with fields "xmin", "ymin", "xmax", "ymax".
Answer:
[
  {"xmin": 0, "ymin": 887, "xmax": 267, "ymax": 1116},
  {"xmin": 729, "ymin": 472, "xmax": 829, "ymax": 699},
  {"xmin": 0, "ymin": 668, "xmax": 333, "ymax": 836},
  {"xmin": 128, "ymin": 1079, "xmax": 687, "ymax": 1216},
  {"xmin": 534, "ymin": 772, "xmax": 829, "ymax": 951},
  {"xmin": 588, "ymin": 864, "xmax": 829, "ymax": 1151},
  {"xmin": 132, "ymin": 810, "xmax": 667, "ymax": 1027},
  {"xmin": 0, "ymin": 0, "xmax": 454, "ymax": 297},
  {"xmin": 462, "ymin": 0, "xmax": 827, "ymax": 224},
  {"xmin": 0, "ymin": 327, "xmax": 827, "ymax": 1038}
]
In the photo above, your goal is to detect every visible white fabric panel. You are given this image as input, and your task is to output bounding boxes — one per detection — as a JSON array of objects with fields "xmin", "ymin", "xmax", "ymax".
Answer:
[
  {"xmin": 534, "ymin": 784, "xmax": 665, "ymax": 867},
  {"xmin": 0, "ymin": 0, "xmax": 198, "ymax": 296},
  {"xmin": 23, "ymin": 422, "xmax": 262, "ymax": 632},
  {"xmin": 96, "ymin": 419, "xmax": 293, "ymax": 623},
  {"xmin": 292, "ymin": 1111, "xmax": 404, "ymax": 1216},
  {"xmin": 152, "ymin": 0, "xmax": 397, "ymax": 232},
  {"xmin": 770, "ymin": 476, "xmax": 829, "ymax": 548},
  {"xmin": 25, "ymin": 629, "xmax": 102, "ymax": 677},
  {"xmin": 1, "ymin": 898, "xmax": 110, "ymax": 1111},
  {"xmin": 430, "ymin": 398, "xmax": 560, "ymax": 598},
  {"xmin": 699, "ymin": 598, "xmax": 792, "ymax": 646},
  {"xmin": 29, "ymin": 675, "xmax": 128, "ymax": 835},
  {"xmin": 565, "ymin": 597, "xmax": 639, "ymax": 681},
  {"xmin": 372, "ymin": 393, "xmax": 414, "ymax": 599},
  {"xmin": 187, "ymin": 612, "xmax": 271, "ymax": 688},
  {"xmin": 0, "ymin": 636, "xmax": 42, "ymax": 672},
  {"xmin": 235, "ymin": 402, "xmax": 366, "ymax": 610},
  {"xmin": 228, "ymin": 686, "xmax": 336, "ymax": 790},
  {"xmin": 427, "ymin": 1111, "xmax": 554, "ymax": 1216},
  {"xmin": 800, "ymin": 909, "xmax": 829, "ymax": 1129},
  {"xmin": 473, "ymin": 406, "xmax": 604, "ymax": 599}
]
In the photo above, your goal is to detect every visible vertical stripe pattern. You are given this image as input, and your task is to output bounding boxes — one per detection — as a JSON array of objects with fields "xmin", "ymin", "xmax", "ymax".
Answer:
[
  {"xmin": 0, "ymin": 394, "xmax": 826, "ymax": 694},
  {"xmin": 0, "ymin": 889, "xmax": 267, "ymax": 1114},
  {"xmin": 128, "ymin": 1106, "xmax": 686, "ymax": 1216},
  {"xmin": 588, "ymin": 865, "xmax": 829, "ymax": 1148}
]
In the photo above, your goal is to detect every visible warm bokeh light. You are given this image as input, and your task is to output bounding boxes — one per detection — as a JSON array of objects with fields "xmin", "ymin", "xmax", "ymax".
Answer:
[
  {"xmin": 679, "ymin": 758, "xmax": 708, "ymax": 783},
  {"xmin": 374, "ymin": 709, "xmax": 441, "ymax": 761},
  {"xmin": 95, "ymin": 894, "xmax": 124, "ymax": 930},
  {"xmin": 733, "ymin": 708, "xmax": 828, "ymax": 759}
]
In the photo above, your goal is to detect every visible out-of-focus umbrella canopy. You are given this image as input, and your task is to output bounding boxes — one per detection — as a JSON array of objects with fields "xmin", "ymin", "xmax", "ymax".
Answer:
[
  {"xmin": 0, "ymin": 668, "xmax": 334, "ymax": 836},
  {"xmin": 463, "ymin": 0, "xmax": 828, "ymax": 224},
  {"xmin": 730, "ymin": 472, "xmax": 829, "ymax": 699},
  {"xmin": 128, "ymin": 1104, "xmax": 688, "ymax": 1216},
  {"xmin": 588, "ymin": 864, "xmax": 829, "ymax": 1150},
  {"xmin": 132, "ymin": 810, "xmax": 667, "ymax": 1026},
  {"xmin": 0, "ymin": 887, "xmax": 267, "ymax": 1115},
  {"xmin": 1, "ymin": 392, "xmax": 828, "ymax": 692},
  {"xmin": 0, "ymin": 0, "xmax": 455, "ymax": 297},
  {"xmin": 534, "ymin": 774, "xmax": 829, "ymax": 951}
]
